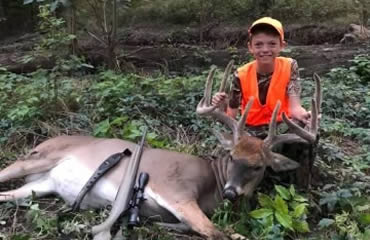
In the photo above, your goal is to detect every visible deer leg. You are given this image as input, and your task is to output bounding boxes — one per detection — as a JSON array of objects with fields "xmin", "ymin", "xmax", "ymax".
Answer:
[
  {"xmin": 0, "ymin": 176, "xmax": 54, "ymax": 202},
  {"xmin": 0, "ymin": 158, "xmax": 59, "ymax": 182},
  {"xmin": 172, "ymin": 200, "xmax": 229, "ymax": 240}
]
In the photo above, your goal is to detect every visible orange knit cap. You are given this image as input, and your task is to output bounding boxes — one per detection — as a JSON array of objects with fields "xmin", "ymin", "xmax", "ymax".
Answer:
[{"xmin": 249, "ymin": 17, "xmax": 284, "ymax": 42}]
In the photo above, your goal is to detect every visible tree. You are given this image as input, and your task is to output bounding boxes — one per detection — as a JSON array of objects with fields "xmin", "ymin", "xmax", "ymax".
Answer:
[
  {"xmin": 23, "ymin": 0, "xmax": 122, "ymax": 69},
  {"xmin": 0, "ymin": 1, "xmax": 5, "ymax": 22},
  {"xmin": 354, "ymin": 0, "xmax": 370, "ymax": 37}
]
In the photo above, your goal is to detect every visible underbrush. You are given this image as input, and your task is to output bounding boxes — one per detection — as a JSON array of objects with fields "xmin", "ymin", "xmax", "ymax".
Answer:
[
  {"xmin": 0, "ymin": 54, "xmax": 369, "ymax": 239},
  {"xmin": 0, "ymin": 65, "xmax": 222, "ymax": 155}
]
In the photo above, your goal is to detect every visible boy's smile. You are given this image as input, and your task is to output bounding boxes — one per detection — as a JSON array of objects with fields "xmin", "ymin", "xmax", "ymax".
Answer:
[{"xmin": 248, "ymin": 33, "xmax": 285, "ymax": 73}]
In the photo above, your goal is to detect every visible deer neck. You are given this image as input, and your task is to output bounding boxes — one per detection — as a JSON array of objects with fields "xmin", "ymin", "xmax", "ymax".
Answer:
[{"xmin": 209, "ymin": 155, "xmax": 229, "ymax": 200}]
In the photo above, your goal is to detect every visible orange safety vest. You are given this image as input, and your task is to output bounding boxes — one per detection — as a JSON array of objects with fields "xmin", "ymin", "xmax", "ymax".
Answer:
[{"xmin": 237, "ymin": 57, "xmax": 292, "ymax": 126}]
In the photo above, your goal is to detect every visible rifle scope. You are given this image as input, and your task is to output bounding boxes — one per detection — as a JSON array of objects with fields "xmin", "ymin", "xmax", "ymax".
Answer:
[{"xmin": 127, "ymin": 172, "xmax": 149, "ymax": 228}]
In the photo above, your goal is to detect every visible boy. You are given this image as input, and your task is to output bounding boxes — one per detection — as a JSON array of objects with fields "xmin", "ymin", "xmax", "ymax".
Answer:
[{"xmin": 212, "ymin": 17, "xmax": 310, "ymax": 137}]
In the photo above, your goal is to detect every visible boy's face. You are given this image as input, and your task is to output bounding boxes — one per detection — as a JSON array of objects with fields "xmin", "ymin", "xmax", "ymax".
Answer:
[{"xmin": 248, "ymin": 33, "xmax": 285, "ymax": 66}]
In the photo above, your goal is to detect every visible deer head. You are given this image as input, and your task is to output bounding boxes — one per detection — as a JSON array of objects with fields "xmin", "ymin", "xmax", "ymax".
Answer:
[{"xmin": 196, "ymin": 61, "xmax": 321, "ymax": 201}]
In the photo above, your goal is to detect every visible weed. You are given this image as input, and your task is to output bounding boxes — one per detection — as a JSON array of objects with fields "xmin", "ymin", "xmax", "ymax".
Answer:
[{"xmin": 249, "ymin": 185, "xmax": 310, "ymax": 239}]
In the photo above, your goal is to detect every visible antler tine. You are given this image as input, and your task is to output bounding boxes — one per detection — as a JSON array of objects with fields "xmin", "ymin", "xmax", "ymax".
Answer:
[
  {"xmin": 236, "ymin": 97, "xmax": 254, "ymax": 140},
  {"xmin": 219, "ymin": 60, "xmax": 234, "ymax": 92},
  {"xmin": 282, "ymin": 113, "xmax": 316, "ymax": 143},
  {"xmin": 205, "ymin": 67, "xmax": 217, "ymax": 105},
  {"xmin": 313, "ymin": 73, "xmax": 322, "ymax": 112},
  {"xmin": 310, "ymin": 98, "xmax": 318, "ymax": 135},
  {"xmin": 264, "ymin": 111, "xmax": 310, "ymax": 150},
  {"xmin": 263, "ymin": 74, "xmax": 324, "ymax": 149},
  {"xmin": 310, "ymin": 73, "xmax": 322, "ymax": 135},
  {"xmin": 279, "ymin": 74, "xmax": 322, "ymax": 144},
  {"xmin": 196, "ymin": 67, "xmax": 217, "ymax": 115},
  {"xmin": 263, "ymin": 100, "xmax": 281, "ymax": 147},
  {"xmin": 197, "ymin": 61, "xmax": 245, "ymax": 144}
]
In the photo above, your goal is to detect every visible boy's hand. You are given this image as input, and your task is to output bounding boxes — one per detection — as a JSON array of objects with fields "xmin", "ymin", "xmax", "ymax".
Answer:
[
  {"xmin": 212, "ymin": 92, "xmax": 228, "ymax": 107},
  {"xmin": 291, "ymin": 107, "xmax": 311, "ymax": 125},
  {"xmin": 289, "ymin": 97, "xmax": 323, "ymax": 126},
  {"xmin": 291, "ymin": 109, "xmax": 322, "ymax": 128}
]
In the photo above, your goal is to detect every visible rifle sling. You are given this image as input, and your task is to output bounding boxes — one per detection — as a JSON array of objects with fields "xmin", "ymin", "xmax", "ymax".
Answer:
[{"xmin": 72, "ymin": 148, "xmax": 132, "ymax": 211}]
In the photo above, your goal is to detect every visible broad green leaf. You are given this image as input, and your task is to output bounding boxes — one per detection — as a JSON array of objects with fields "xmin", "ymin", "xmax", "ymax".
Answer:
[
  {"xmin": 81, "ymin": 63, "xmax": 95, "ymax": 69},
  {"xmin": 274, "ymin": 195, "xmax": 289, "ymax": 215},
  {"xmin": 30, "ymin": 203, "xmax": 40, "ymax": 211},
  {"xmin": 275, "ymin": 211, "xmax": 293, "ymax": 231},
  {"xmin": 249, "ymin": 208, "xmax": 274, "ymax": 219},
  {"xmin": 317, "ymin": 218, "xmax": 335, "ymax": 229},
  {"xmin": 234, "ymin": 221, "xmax": 249, "ymax": 236},
  {"xmin": 293, "ymin": 220, "xmax": 310, "ymax": 233},
  {"xmin": 358, "ymin": 213, "xmax": 370, "ymax": 225},
  {"xmin": 294, "ymin": 193, "xmax": 308, "ymax": 203},
  {"xmin": 323, "ymin": 184, "xmax": 336, "ymax": 190},
  {"xmin": 293, "ymin": 203, "xmax": 308, "ymax": 218},
  {"xmin": 223, "ymin": 211, "xmax": 229, "ymax": 224},
  {"xmin": 319, "ymin": 192, "xmax": 338, "ymax": 208},
  {"xmin": 337, "ymin": 189, "xmax": 352, "ymax": 198},
  {"xmin": 111, "ymin": 116, "xmax": 128, "ymax": 125},
  {"xmin": 363, "ymin": 229, "xmax": 370, "ymax": 239},
  {"xmin": 289, "ymin": 200, "xmax": 303, "ymax": 211},
  {"xmin": 93, "ymin": 119, "xmax": 110, "ymax": 137},
  {"xmin": 275, "ymin": 185, "xmax": 291, "ymax": 200},
  {"xmin": 265, "ymin": 214, "xmax": 274, "ymax": 227},
  {"xmin": 258, "ymin": 193, "xmax": 274, "ymax": 208},
  {"xmin": 356, "ymin": 204, "xmax": 370, "ymax": 212}
]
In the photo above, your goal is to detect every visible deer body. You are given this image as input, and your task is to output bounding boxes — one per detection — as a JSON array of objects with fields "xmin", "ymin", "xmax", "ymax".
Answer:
[
  {"xmin": 0, "ymin": 62, "xmax": 321, "ymax": 239},
  {"xmin": 1, "ymin": 135, "xmax": 229, "ymax": 238},
  {"xmin": 1, "ymin": 135, "xmax": 220, "ymax": 212}
]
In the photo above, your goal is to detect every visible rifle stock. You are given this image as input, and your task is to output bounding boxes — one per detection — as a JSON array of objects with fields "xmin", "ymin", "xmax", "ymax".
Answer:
[{"xmin": 92, "ymin": 128, "xmax": 147, "ymax": 240}]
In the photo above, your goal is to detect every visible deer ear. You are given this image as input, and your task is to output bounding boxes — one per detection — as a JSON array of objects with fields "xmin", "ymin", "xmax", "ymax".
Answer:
[
  {"xmin": 212, "ymin": 130, "xmax": 234, "ymax": 150},
  {"xmin": 269, "ymin": 152, "xmax": 300, "ymax": 172}
]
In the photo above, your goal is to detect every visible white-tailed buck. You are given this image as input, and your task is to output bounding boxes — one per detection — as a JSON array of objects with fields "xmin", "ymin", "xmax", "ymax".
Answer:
[{"xmin": 0, "ymin": 62, "xmax": 321, "ymax": 239}]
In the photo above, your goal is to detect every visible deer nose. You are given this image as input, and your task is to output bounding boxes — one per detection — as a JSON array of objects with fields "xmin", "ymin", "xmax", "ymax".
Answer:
[{"xmin": 223, "ymin": 187, "xmax": 237, "ymax": 201}]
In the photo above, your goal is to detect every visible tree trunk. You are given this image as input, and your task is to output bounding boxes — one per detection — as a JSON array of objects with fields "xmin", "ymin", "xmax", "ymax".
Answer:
[
  {"xmin": 70, "ymin": 7, "xmax": 78, "ymax": 55},
  {"xmin": 108, "ymin": 0, "xmax": 118, "ymax": 70}
]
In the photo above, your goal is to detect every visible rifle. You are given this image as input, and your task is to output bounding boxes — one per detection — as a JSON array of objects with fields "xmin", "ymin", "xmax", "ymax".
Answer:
[
  {"xmin": 57, "ymin": 148, "xmax": 133, "ymax": 235},
  {"xmin": 92, "ymin": 128, "xmax": 148, "ymax": 240}
]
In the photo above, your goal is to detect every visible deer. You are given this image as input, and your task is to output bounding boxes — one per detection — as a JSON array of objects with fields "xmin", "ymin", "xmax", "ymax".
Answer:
[{"xmin": 0, "ymin": 62, "xmax": 321, "ymax": 240}]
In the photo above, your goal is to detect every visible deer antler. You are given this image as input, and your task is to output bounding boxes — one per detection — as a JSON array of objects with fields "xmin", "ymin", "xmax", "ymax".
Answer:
[
  {"xmin": 282, "ymin": 73, "xmax": 321, "ymax": 144},
  {"xmin": 196, "ymin": 61, "xmax": 253, "ymax": 144},
  {"xmin": 264, "ymin": 73, "xmax": 322, "ymax": 149}
]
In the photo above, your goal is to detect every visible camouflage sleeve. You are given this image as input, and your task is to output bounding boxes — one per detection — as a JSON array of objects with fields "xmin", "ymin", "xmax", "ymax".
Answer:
[
  {"xmin": 228, "ymin": 71, "xmax": 241, "ymax": 109},
  {"xmin": 287, "ymin": 59, "xmax": 302, "ymax": 97}
]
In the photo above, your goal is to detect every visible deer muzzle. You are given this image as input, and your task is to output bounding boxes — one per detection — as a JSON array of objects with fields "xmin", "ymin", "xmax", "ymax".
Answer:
[{"xmin": 223, "ymin": 187, "xmax": 237, "ymax": 202}]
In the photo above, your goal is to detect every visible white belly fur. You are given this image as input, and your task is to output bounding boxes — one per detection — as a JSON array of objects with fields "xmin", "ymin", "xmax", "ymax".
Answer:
[
  {"xmin": 49, "ymin": 155, "xmax": 118, "ymax": 208},
  {"xmin": 48, "ymin": 155, "xmax": 178, "ymax": 219}
]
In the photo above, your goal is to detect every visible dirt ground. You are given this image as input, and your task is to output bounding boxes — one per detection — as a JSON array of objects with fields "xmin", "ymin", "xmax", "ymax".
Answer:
[{"xmin": 0, "ymin": 23, "xmax": 368, "ymax": 77}]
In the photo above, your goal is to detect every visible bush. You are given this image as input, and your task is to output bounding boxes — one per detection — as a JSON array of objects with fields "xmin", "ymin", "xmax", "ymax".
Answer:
[{"xmin": 301, "ymin": 54, "xmax": 370, "ymax": 142}]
